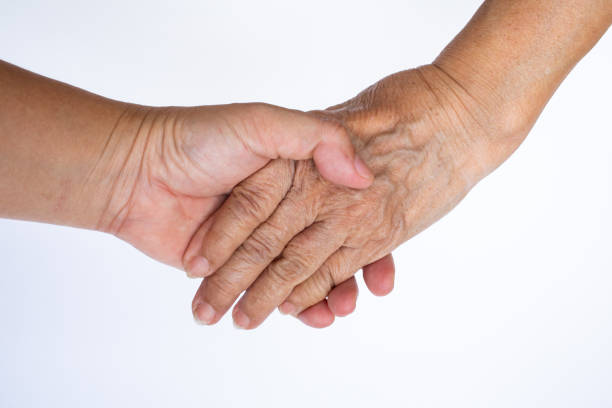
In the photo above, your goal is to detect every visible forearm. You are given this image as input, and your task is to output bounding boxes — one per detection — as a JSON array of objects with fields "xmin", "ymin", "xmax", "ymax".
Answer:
[
  {"xmin": 0, "ymin": 60, "xmax": 144, "ymax": 229},
  {"xmin": 434, "ymin": 0, "xmax": 611, "ymax": 151}
]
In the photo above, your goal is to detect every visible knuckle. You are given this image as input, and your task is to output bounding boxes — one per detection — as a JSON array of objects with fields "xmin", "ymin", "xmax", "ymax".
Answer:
[
  {"xmin": 324, "ymin": 253, "xmax": 351, "ymax": 286},
  {"xmin": 320, "ymin": 264, "xmax": 340, "ymax": 289},
  {"xmin": 238, "ymin": 232, "xmax": 276, "ymax": 266},
  {"xmin": 283, "ymin": 232, "xmax": 327, "ymax": 263},
  {"xmin": 279, "ymin": 162, "xmax": 322, "ymax": 223},
  {"xmin": 246, "ymin": 286, "xmax": 276, "ymax": 310},
  {"xmin": 279, "ymin": 193, "xmax": 304, "ymax": 216},
  {"xmin": 267, "ymin": 159, "xmax": 295, "ymax": 190},
  {"xmin": 266, "ymin": 265, "xmax": 294, "ymax": 287},
  {"xmin": 228, "ymin": 183, "xmax": 270, "ymax": 222},
  {"xmin": 205, "ymin": 273, "xmax": 240, "ymax": 302},
  {"xmin": 267, "ymin": 256, "xmax": 309, "ymax": 287},
  {"xmin": 282, "ymin": 244, "xmax": 317, "ymax": 271},
  {"xmin": 300, "ymin": 270, "xmax": 335, "ymax": 306}
]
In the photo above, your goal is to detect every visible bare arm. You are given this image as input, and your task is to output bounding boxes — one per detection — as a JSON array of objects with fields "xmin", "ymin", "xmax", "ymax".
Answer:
[
  {"xmin": 0, "ymin": 61, "xmax": 128, "ymax": 228},
  {"xmin": 435, "ymin": 0, "xmax": 612, "ymax": 163}
]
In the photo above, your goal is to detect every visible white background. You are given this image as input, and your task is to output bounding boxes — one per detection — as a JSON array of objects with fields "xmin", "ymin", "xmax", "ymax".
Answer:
[{"xmin": 1, "ymin": 1, "xmax": 611, "ymax": 407}]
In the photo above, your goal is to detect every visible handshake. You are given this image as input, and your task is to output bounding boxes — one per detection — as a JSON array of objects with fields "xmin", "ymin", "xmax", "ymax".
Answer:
[
  {"xmin": 94, "ymin": 65, "xmax": 504, "ymax": 329},
  {"xmin": 8, "ymin": 0, "xmax": 608, "ymax": 328},
  {"xmin": 1, "ymin": 59, "xmax": 533, "ymax": 329},
  {"xmin": 2, "ymin": 0, "xmax": 609, "ymax": 331}
]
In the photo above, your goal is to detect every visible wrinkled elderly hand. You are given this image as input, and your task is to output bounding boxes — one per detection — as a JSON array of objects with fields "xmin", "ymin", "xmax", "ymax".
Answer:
[
  {"xmin": 185, "ymin": 157, "xmax": 396, "ymax": 327},
  {"xmin": 191, "ymin": 65, "xmax": 523, "ymax": 329}
]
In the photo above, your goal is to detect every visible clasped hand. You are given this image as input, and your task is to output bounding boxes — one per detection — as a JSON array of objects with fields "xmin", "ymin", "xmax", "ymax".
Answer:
[{"xmin": 187, "ymin": 66, "xmax": 506, "ymax": 329}]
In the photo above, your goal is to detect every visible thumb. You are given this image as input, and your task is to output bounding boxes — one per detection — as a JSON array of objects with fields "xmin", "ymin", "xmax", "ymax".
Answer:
[{"xmin": 239, "ymin": 103, "xmax": 373, "ymax": 189}]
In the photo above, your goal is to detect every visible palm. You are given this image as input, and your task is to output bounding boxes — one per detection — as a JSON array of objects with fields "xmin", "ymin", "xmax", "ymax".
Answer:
[{"xmin": 114, "ymin": 182, "xmax": 220, "ymax": 269}]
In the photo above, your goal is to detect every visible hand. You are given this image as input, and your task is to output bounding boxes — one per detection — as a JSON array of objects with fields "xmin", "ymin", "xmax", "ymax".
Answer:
[
  {"xmin": 93, "ymin": 102, "xmax": 400, "ymax": 326},
  {"xmin": 95, "ymin": 103, "xmax": 376, "ymax": 271},
  {"xmin": 184, "ymin": 157, "xmax": 396, "ymax": 327},
  {"xmin": 0, "ymin": 61, "xmax": 392, "ymax": 328},
  {"xmin": 192, "ymin": 65, "xmax": 522, "ymax": 329}
]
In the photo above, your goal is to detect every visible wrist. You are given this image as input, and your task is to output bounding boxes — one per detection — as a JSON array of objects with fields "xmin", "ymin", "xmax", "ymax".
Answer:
[
  {"xmin": 0, "ymin": 60, "xmax": 148, "ymax": 229},
  {"xmin": 414, "ymin": 64, "xmax": 522, "ymax": 182},
  {"xmin": 431, "ymin": 0, "xmax": 612, "ymax": 172},
  {"xmin": 432, "ymin": 51, "xmax": 538, "ymax": 145},
  {"xmin": 87, "ymin": 104, "xmax": 159, "ymax": 234}
]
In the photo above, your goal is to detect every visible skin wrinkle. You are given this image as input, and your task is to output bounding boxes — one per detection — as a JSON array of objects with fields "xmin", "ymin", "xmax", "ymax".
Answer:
[
  {"xmin": 240, "ymin": 228, "xmax": 282, "ymax": 266},
  {"xmin": 149, "ymin": 179, "xmax": 202, "ymax": 224},
  {"xmin": 96, "ymin": 107, "xmax": 153, "ymax": 233},
  {"xmin": 91, "ymin": 107, "xmax": 135, "ymax": 231},
  {"xmin": 230, "ymin": 184, "xmax": 272, "ymax": 223},
  {"xmin": 422, "ymin": 69, "xmax": 492, "ymax": 184},
  {"xmin": 223, "ymin": 108, "xmax": 256, "ymax": 158},
  {"xmin": 160, "ymin": 121, "xmax": 220, "ymax": 198},
  {"xmin": 316, "ymin": 262, "xmax": 338, "ymax": 293},
  {"xmin": 429, "ymin": 65, "xmax": 488, "ymax": 137},
  {"xmin": 83, "ymin": 106, "xmax": 129, "ymax": 190},
  {"xmin": 105, "ymin": 108, "xmax": 157, "ymax": 235},
  {"xmin": 233, "ymin": 104, "xmax": 273, "ymax": 157},
  {"xmin": 416, "ymin": 70, "xmax": 470, "ymax": 164},
  {"xmin": 198, "ymin": 66, "xmax": 508, "ymax": 326},
  {"xmin": 272, "ymin": 226, "xmax": 344, "ymax": 287},
  {"xmin": 199, "ymin": 161, "xmax": 303, "ymax": 299},
  {"xmin": 158, "ymin": 109, "xmax": 168, "ymax": 170},
  {"xmin": 325, "ymin": 248, "xmax": 351, "ymax": 286},
  {"xmin": 195, "ymin": 160, "xmax": 297, "ymax": 271},
  {"xmin": 204, "ymin": 270, "xmax": 240, "ymax": 300},
  {"xmin": 157, "ymin": 109, "xmax": 193, "ymax": 190}
]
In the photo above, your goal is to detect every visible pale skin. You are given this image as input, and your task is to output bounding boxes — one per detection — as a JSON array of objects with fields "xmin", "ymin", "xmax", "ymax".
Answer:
[
  {"xmin": 0, "ymin": 60, "xmax": 397, "ymax": 328},
  {"xmin": 191, "ymin": 0, "xmax": 612, "ymax": 329}
]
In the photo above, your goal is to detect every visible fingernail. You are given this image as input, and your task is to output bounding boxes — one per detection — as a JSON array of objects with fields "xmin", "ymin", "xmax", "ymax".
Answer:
[
  {"xmin": 278, "ymin": 301, "xmax": 296, "ymax": 316},
  {"xmin": 354, "ymin": 155, "xmax": 373, "ymax": 180},
  {"xmin": 232, "ymin": 307, "xmax": 250, "ymax": 330},
  {"xmin": 186, "ymin": 256, "xmax": 210, "ymax": 278},
  {"xmin": 193, "ymin": 300, "xmax": 216, "ymax": 325}
]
